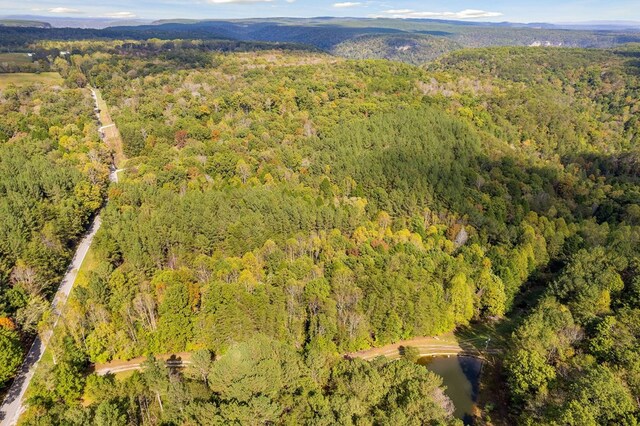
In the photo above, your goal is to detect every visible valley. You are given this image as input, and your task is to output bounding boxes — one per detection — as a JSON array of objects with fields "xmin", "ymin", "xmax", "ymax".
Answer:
[{"xmin": 0, "ymin": 10, "xmax": 639, "ymax": 426}]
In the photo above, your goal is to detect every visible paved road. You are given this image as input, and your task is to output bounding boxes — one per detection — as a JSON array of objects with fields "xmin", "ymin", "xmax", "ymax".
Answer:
[
  {"xmin": 0, "ymin": 88, "xmax": 117, "ymax": 426},
  {"xmin": 0, "ymin": 217, "xmax": 102, "ymax": 426}
]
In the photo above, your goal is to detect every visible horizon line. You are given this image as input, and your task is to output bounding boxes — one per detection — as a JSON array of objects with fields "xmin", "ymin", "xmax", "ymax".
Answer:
[{"xmin": 2, "ymin": 14, "xmax": 640, "ymax": 27}]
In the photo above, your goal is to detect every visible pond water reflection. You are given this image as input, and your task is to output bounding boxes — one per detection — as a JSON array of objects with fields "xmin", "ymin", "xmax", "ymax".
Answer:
[{"xmin": 418, "ymin": 356, "xmax": 482, "ymax": 425}]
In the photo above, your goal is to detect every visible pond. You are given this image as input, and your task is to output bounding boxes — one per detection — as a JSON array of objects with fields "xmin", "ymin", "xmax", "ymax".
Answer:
[{"xmin": 418, "ymin": 356, "xmax": 483, "ymax": 425}]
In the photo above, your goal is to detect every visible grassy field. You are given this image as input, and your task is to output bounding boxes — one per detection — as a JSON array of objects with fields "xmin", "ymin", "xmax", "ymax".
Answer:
[
  {"xmin": 0, "ymin": 72, "xmax": 63, "ymax": 89},
  {"xmin": 0, "ymin": 53, "xmax": 32, "ymax": 64},
  {"xmin": 73, "ymin": 244, "xmax": 99, "ymax": 288},
  {"xmin": 94, "ymin": 88, "xmax": 126, "ymax": 167}
]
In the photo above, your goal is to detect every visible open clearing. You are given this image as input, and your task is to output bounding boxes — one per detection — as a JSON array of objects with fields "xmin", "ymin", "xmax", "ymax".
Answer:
[
  {"xmin": 0, "ymin": 72, "xmax": 63, "ymax": 89},
  {"xmin": 0, "ymin": 53, "xmax": 32, "ymax": 64},
  {"xmin": 93, "ymin": 88, "xmax": 126, "ymax": 167}
]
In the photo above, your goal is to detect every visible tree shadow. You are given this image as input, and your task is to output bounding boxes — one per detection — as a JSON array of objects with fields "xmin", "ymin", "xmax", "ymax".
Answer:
[
  {"xmin": 166, "ymin": 354, "xmax": 185, "ymax": 373},
  {"xmin": 0, "ymin": 337, "xmax": 44, "ymax": 421},
  {"xmin": 457, "ymin": 356, "xmax": 482, "ymax": 401},
  {"xmin": 415, "ymin": 30, "xmax": 454, "ymax": 37}
]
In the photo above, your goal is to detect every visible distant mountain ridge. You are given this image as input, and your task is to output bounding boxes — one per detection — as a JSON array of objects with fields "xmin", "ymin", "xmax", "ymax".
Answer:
[
  {"xmin": 1, "ymin": 16, "xmax": 640, "ymax": 65},
  {"xmin": 147, "ymin": 17, "xmax": 640, "ymax": 31},
  {"xmin": 0, "ymin": 19, "xmax": 51, "ymax": 28},
  {"xmin": 115, "ymin": 18, "xmax": 640, "ymax": 56},
  {"xmin": 2, "ymin": 15, "xmax": 639, "ymax": 32},
  {"xmin": 1, "ymin": 14, "xmax": 151, "ymax": 29}
]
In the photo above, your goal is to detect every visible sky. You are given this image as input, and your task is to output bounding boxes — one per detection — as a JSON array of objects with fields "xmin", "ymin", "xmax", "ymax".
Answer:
[{"xmin": 2, "ymin": 0, "xmax": 639, "ymax": 23}]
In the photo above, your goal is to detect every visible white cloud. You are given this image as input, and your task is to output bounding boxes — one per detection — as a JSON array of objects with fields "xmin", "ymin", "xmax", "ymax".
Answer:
[
  {"xmin": 207, "ymin": 0, "xmax": 273, "ymax": 3},
  {"xmin": 48, "ymin": 7, "xmax": 83, "ymax": 14},
  {"xmin": 334, "ymin": 2, "xmax": 362, "ymax": 8},
  {"xmin": 384, "ymin": 9, "xmax": 412, "ymax": 14},
  {"xmin": 381, "ymin": 8, "xmax": 503, "ymax": 19},
  {"xmin": 104, "ymin": 11, "xmax": 137, "ymax": 18}
]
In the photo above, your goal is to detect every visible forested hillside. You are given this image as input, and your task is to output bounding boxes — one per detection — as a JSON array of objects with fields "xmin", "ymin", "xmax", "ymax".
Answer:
[
  {"xmin": 1, "ymin": 36, "xmax": 639, "ymax": 425},
  {"xmin": 428, "ymin": 46, "xmax": 640, "ymax": 425},
  {"xmin": 113, "ymin": 18, "xmax": 640, "ymax": 54},
  {"xmin": 1, "ymin": 18, "xmax": 640, "ymax": 64},
  {"xmin": 333, "ymin": 34, "xmax": 460, "ymax": 65}
]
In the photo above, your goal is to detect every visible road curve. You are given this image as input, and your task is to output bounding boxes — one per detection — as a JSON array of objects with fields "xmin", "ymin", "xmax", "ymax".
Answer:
[
  {"xmin": 347, "ymin": 338, "xmax": 463, "ymax": 361},
  {"xmin": 90, "ymin": 335, "xmax": 491, "ymax": 378},
  {"xmin": 0, "ymin": 88, "xmax": 117, "ymax": 426},
  {"xmin": 346, "ymin": 335, "xmax": 490, "ymax": 361}
]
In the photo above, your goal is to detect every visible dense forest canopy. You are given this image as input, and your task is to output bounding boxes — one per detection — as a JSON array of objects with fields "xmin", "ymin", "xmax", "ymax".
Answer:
[
  {"xmin": 428, "ymin": 46, "xmax": 640, "ymax": 425},
  {"xmin": 0, "ymin": 31, "xmax": 639, "ymax": 426}
]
